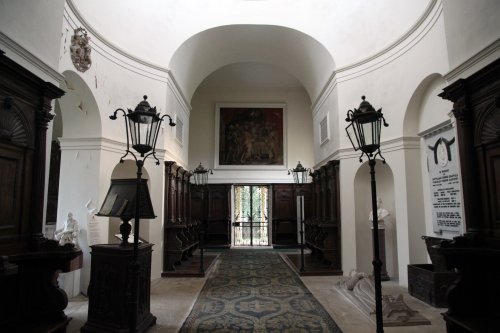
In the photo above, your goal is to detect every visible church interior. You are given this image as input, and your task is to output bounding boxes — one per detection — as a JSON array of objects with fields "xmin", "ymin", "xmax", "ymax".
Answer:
[{"xmin": 0, "ymin": 0, "xmax": 499, "ymax": 332}]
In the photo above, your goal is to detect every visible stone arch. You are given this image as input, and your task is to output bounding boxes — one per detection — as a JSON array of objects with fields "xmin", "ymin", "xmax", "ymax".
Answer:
[
  {"xmin": 49, "ymin": 71, "xmax": 103, "ymax": 296},
  {"xmin": 403, "ymin": 74, "xmax": 454, "ymax": 268},
  {"xmin": 169, "ymin": 24, "xmax": 336, "ymax": 103},
  {"xmin": 58, "ymin": 70, "xmax": 102, "ymax": 138},
  {"xmin": 353, "ymin": 159, "xmax": 398, "ymax": 279},
  {"xmin": 403, "ymin": 73, "xmax": 447, "ymax": 137},
  {"xmin": 47, "ymin": 70, "xmax": 102, "ymax": 226}
]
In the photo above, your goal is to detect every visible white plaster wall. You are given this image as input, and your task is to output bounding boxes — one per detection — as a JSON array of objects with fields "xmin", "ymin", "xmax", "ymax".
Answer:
[
  {"xmin": 329, "ymin": 9, "xmax": 450, "ymax": 285},
  {"xmin": 71, "ymin": 0, "xmax": 428, "ymax": 69},
  {"xmin": 52, "ymin": 7, "xmax": 190, "ymax": 287},
  {"xmin": 313, "ymin": 87, "xmax": 339, "ymax": 167},
  {"xmin": 0, "ymin": 0, "xmax": 64, "ymax": 80},
  {"xmin": 404, "ymin": 146, "xmax": 428, "ymax": 265},
  {"xmin": 189, "ymin": 87, "xmax": 314, "ymax": 183},
  {"xmin": 442, "ymin": 0, "xmax": 500, "ymax": 70},
  {"xmin": 338, "ymin": 157, "xmax": 359, "ymax": 274},
  {"xmin": 57, "ymin": 141, "xmax": 104, "ymax": 295}
]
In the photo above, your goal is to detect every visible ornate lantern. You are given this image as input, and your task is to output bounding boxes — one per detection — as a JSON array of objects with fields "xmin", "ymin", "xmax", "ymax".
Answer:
[
  {"xmin": 345, "ymin": 96, "xmax": 388, "ymax": 158},
  {"xmin": 288, "ymin": 161, "xmax": 310, "ymax": 184},
  {"xmin": 191, "ymin": 162, "xmax": 213, "ymax": 186},
  {"xmin": 110, "ymin": 95, "xmax": 175, "ymax": 159}
]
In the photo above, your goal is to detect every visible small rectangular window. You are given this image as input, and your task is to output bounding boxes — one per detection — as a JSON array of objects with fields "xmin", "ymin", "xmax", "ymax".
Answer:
[
  {"xmin": 320, "ymin": 115, "xmax": 329, "ymax": 145},
  {"xmin": 175, "ymin": 116, "xmax": 183, "ymax": 143}
]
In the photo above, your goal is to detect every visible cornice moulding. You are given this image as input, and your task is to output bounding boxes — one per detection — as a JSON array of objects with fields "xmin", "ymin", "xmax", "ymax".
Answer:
[
  {"xmin": 64, "ymin": 2, "xmax": 192, "ymax": 114},
  {"xmin": 66, "ymin": 0, "xmax": 166, "ymax": 74},
  {"xmin": 444, "ymin": 38, "xmax": 500, "ymax": 83},
  {"xmin": 418, "ymin": 119, "xmax": 452, "ymax": 138},
  {"xmin": 59, "ymin": 137, "xmax": 172, "ymax": 165},
  {"xmin": 337, "ymin": 0, "xmax": 440, "ymax": 77},
  {"xmin": 312, "ymin": 0, "xmax": 442, "ymax": 112},
  {"xmin": 317, "ymin": 136, "xmax": 422, "ymax": 168},
  {"xmin": 0, "ymin": 31, "xmax": 64, "ymax": 84}
]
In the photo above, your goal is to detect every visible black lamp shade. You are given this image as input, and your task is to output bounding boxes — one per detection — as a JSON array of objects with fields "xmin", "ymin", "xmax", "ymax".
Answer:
[{"xmin": 97, "ymin": 178, "xmax": 156, "ymax": 219}]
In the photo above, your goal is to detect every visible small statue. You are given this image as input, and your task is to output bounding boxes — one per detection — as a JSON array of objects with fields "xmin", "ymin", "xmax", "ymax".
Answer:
[
  {"xmin": 369, "ymin": 197, "xmax": 390, "ymax": 222},
  {"xmin": 55, "ymin": 212, "xmax": 80, "ymax": 248}
]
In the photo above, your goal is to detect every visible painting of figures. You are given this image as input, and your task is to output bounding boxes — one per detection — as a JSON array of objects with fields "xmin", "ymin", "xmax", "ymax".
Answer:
[{"xmin": 217, "ymin": 104, "xmax": 285, "ymax": 167}]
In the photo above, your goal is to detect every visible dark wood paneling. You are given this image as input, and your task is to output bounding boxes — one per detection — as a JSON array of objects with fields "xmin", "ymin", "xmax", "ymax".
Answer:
[
  {"xmin": 273, "ymin": 184, "xmax": 295, "ymax": 219},
  {"xmin": 305, "ymin": 160, "xmax": 342, "ymax": 273},
  {"xmin": 0, "ymin": 49, "xmax": 82, "ymax": 332},
  {"xmin": 272, "ymin": 184, "xmax": 297, "ymax": 247},
  {"xmin": 206, "ymin": 184, "xmax": 231, "ymax": 247},
  {"xmin": 0, "ymin": 144, "xmax": 25, "ymax": 239},
  {"xmin": 163, "ymin": 162, "xmax": 199, "ymax": 272},
  {"xmin": 438, "ymin": 58, "xmax": 500, "ymax": 333}
]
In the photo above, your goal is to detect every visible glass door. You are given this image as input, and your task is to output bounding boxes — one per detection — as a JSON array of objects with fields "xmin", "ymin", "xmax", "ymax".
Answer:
[{"xmin": 233, "ymin": 185, "xmax": 269, "ymax": 246}]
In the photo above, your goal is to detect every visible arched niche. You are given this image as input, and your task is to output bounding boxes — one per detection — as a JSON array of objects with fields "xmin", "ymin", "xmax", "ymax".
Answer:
[
  {"xmin": 169, "ymin": 24, "xmax": 335, "ymax": 103},
  {"xmin": 47, "ymin": 71, "xmax": 102, "ymax": 224},
  {"xmin": 48, "ymin": 70, "xmax": 102, "ymax": 297},
  {"xmin": 108, "ymin": 159, "xmax": 152, "ymax": 244},
  {"xmin": 353, "ymin": 160, "xmax": 398, "ymax": 280},
  {"xmin": 58, "ymin": 70, "xmax": 102, "ymax": 138},
  {"xmin": 403, "ymin": 73, "xmax": 448, "ymax": 137},
  {"xmin": 403, "ymin": 73, "xmax": 456, "ymax": 259}
]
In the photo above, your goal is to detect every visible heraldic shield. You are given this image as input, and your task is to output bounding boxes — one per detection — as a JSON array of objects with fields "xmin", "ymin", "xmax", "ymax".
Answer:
[{"xmin": 70, "ymin": 27, "xmax": 92, "ymax": 72}]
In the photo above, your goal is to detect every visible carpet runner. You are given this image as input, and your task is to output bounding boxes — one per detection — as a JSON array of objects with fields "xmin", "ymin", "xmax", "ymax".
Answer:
[{"xmin": 180, "ymin": 249, "xmax": 343, "ymax": 332}]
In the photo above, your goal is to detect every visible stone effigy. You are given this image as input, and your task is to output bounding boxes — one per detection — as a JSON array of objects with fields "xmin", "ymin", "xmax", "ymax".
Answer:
[{"xmin": 336, "ymin": 270, "xmax": 430, "ymax": 326}]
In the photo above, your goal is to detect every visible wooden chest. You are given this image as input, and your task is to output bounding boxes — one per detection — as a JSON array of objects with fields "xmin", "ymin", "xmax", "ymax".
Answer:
[{"xmin": 407, "ymin": 264, "xmax": 458, "ymax": 308}]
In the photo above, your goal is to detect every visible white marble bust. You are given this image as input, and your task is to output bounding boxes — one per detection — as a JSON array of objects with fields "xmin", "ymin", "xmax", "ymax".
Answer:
[
  {"xmin": 55, "ymin": 212, "xmax": 80, "ymax": 248},
  {"xmin": 369, "ymin": 197, "xmax": 390, "ymax": 223}
]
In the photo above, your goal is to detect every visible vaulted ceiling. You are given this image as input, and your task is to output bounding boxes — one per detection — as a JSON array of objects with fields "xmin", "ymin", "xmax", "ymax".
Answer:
[{"xmin": 71, "ymin": 0, "xmax": 431, "ymax": 103}]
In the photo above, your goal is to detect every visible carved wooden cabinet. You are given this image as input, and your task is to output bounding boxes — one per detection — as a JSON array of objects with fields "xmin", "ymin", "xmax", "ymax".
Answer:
[
  {"xmin": 82, "ymin": 244, "xmax": 156, "ymax": 333},
  {"xmin": 0, "ymin": 49, "xmax": 82, "ymax": 332},
  {"xmin": 437, "ymin": 58, "xmax": 500, "ymax": 333}
]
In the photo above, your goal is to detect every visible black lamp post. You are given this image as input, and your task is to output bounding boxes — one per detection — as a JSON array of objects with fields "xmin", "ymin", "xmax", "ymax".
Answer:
[
  {"xmin": 109, "ymin": 95, "xmax": 175, "ymax": 333},
  {"xmin": 345, "ymin": 96, "xmax": 388, "ymax": 333},
  {"xmin": 288, "ymin": 161, "xmax": 310, "ymax": 272},
  {"xmin": 190, "ymin": 162, "xmax": 213, "ymax": 275}
]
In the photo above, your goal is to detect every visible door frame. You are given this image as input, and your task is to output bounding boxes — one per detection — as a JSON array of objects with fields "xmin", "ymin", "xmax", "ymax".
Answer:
[{"xmin": 231, "ymin": 184, "xmax": 272, "ymax": 247}]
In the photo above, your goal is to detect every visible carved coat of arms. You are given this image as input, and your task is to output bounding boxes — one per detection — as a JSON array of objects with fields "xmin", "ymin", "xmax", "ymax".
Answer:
[{"xmin": 70, "ymin": 27, "xmax": 92, "ymax": 72}]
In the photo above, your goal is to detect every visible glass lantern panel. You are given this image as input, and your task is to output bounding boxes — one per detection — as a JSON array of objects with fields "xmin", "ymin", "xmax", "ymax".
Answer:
[
  {"xmin": 360, "ymin": 121, "xmax": 374, "ymax": 147},
  {"xmin": 345, "ymin": 122, "xmax": 360, "ymax": 150}
]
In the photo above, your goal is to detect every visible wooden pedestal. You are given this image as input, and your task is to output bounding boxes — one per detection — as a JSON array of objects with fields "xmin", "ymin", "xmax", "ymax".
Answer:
[{"xmin": 81, "ymin": 244, "xmax": 156, "ymax": 333}]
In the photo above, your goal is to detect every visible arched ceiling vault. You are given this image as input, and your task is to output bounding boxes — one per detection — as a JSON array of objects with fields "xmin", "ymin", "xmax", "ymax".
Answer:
[
  {"xmin": 69, "ymin": 0, "xmax": 432, "ymax": 105},
  {"xmin": 169, "ymin": 25, "xmax": 335, "ymax": 103}
]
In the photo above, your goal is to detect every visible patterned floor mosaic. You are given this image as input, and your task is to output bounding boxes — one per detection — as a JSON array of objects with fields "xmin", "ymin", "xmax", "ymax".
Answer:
[{"xmin": 180, "ymin": 249, "xmax": 343, "ymax": 333}]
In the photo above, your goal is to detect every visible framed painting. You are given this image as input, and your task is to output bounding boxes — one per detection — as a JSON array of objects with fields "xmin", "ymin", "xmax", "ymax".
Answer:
[{"xmin": 215, "ymin": 103, "xmax": 286, "ymax": 170}]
